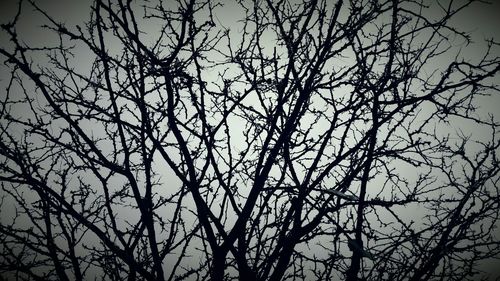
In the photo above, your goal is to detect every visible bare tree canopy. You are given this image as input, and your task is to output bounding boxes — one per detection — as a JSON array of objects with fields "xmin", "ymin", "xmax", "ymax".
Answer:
[{"xmin": 0, "ymin": 0, "xmax": 499, "ymax": 280}]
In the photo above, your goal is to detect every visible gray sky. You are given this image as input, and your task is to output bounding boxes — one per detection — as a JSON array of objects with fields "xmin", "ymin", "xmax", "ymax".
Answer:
[
  {"xmin": 1, "ymin": 0, "xmax": 499, "ymax": 40},
  {"xmin": 1, "ymin": 0, "xmax": 499, "ymax": 279}
]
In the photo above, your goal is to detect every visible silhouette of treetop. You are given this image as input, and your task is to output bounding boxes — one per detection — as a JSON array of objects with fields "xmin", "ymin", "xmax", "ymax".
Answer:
[{"xmin": 0, "ymin": 0, "xmax": 499, "ymax": 280}]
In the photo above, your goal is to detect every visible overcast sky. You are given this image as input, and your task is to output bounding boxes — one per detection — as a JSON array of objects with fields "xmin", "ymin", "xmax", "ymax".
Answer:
[
  {"xmin": 1, "ymin": 0, "xmax": 499, "ymax": 279},
  {"xmin": 1, "ymin": 0, "xmax": 499, "ymax": 42}
]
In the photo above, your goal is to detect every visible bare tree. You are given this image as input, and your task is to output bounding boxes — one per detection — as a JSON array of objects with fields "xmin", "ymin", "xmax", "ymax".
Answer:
[{"xmin": 0, "ymin": 0, "xmax": 499, "ymax": 280}]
